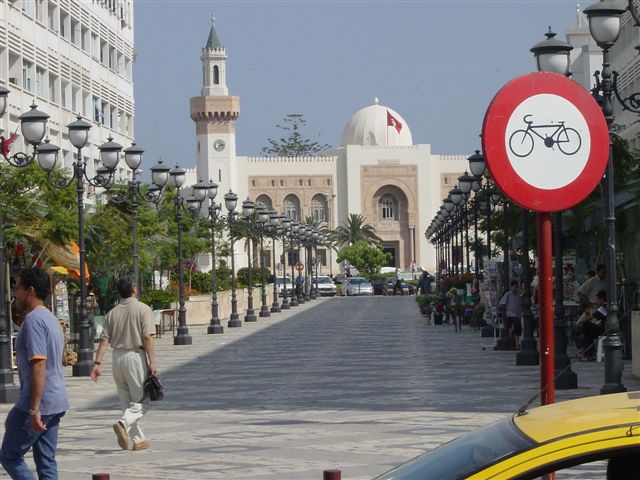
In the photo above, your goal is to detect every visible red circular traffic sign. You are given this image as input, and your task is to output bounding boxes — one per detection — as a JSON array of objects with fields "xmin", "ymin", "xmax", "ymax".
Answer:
[
  {"xmin": 296, "ymin": 263, "xmax": 304, "ymax": 271},
  {"xmin": 482, "ymin": 72, "xmax": 609, "ymax": 212}
]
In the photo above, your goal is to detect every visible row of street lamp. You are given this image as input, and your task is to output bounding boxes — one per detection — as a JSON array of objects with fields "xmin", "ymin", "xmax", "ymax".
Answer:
[
  {"xmin": 426, "ymin": 0, "xmax": 633, "ymax": 395},
  {"xmin": 0, "ymin": 87, "xmax": 330, "ymax": 404}
]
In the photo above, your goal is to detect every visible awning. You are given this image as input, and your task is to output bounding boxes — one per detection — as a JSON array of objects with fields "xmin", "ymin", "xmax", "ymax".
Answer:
[{"xmin": 42, "ymin": 241, "xmax": 90, "ymax": 283}]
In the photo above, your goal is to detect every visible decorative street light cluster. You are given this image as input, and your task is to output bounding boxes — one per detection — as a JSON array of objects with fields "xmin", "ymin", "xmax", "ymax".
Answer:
[
  {"xmin": 0, "ymin": 88, "xmax": 142, "ymax": 394},
  {"xmin": 0, "ymin": 88, "xmax": 330, "ymax": 402},
  {"xmin": 529, "ymin": 0, "xmax": 635, "ymax": 394},
  {"xmin": 425, "ymin": 150, "xmax": 500, "ymax": 286},
  {"xmin": 425, "ymin": 149, "xmax": 540, "ymax": 361}
]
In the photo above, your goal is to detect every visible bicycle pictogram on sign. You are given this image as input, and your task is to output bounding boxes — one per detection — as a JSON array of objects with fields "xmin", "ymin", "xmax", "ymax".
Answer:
[{"xmin": 508, "ymin": 114, "xmax": 582, "ymax": 158}]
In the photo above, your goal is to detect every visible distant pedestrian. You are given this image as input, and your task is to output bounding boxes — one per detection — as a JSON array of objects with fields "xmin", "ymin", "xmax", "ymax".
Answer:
[
  {"xmin": 575, "ymin": 289, "xmax": 606, "ymax": 361},
  {"xmin": 0, "ymin": 267, "xmax": 69, "ymax": 479},
  {"xmin": 499, "ymin": 280, "xmax": 523, "ymax": 350},
  {"xmin": 91, "ymin": 277, "xmax": 157, "ymax": 451},
  {"xmin": 295, "ymin": 273, "xmax": 304, "ymax": 298},
  {"xmin": 393, "ymin": 267, "xmax": 403, "ymax": 295}
]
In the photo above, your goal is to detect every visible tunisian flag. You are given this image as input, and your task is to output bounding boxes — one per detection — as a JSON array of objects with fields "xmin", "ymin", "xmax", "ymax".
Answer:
[{"xmin": 386, "ymin": 110, "xmax": 402, "ymax": 134}]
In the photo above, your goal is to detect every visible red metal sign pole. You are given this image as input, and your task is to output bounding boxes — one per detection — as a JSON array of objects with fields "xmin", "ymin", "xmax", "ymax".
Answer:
[{"xmin": 537, "ymin": 212, "xmax": 555, "ymax": 405}]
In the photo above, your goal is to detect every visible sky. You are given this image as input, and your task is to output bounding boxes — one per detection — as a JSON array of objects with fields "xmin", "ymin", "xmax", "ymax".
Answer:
[{"xmin": 132, "ymin": 1, "xmax": 582, "ymax": 173}]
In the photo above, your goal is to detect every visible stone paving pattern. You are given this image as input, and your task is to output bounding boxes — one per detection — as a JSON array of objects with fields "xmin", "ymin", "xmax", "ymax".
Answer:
[{"xmin": 1, "ymin": 296, "xmax": 638, "ymax": 479}]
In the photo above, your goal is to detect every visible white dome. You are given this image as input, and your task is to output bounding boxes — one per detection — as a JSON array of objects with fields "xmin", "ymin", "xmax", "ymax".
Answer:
[{"xmin": 341, "ymin": 100, "xmax": 413, "ymax": 147}]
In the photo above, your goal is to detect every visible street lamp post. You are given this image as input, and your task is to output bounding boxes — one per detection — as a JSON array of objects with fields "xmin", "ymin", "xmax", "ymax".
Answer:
[
  {"xmin": 516, "ymin": 209, "xmax": 540, "ymax": 366},
  {"xmin": 256, "ymin": 203, "xmax": 271, "ymax": 318},
  {"xmin": 170, "ymin": 170, "xmax": 209, "ymax": 346},
  {"xmin": 280, "ymin": 216, "xmax": 292, "ymax": 309},
  {"xmin": 107, "ymin": 156, "xmax": 172, "ymax": 299},
  {"xmin": 304, "ymin": 227, "xmax": 312, "ymax": 301},
  {"xmin": 241, "ymin": 198, "xmax": 257, "ymax": 322},
  {"xmin": 289, "ymin": 222, "xmax": 299, "ymax": 307},
  {"xmin": 269, "ymin": 210, "xmax": 281, "ymax": 313},
  {"xmin": 40, "ymin": 119, "xmax": 123, "ymax": 375},
  {"xmin": 531, "ymin": 11, "xmax": 628, "ymax": 392},
  {"xmin": 554, "ymin": 210, "xmax": 578, "ymax": 388},
  {"xmin": 0, "ymin": 94, "xmax": 52, "ymax": 400},
  {"xmin": 224, "ymin": 191, "xmax": 241, "ymax": 327},
  {"xmin": 296, "ymin": 227, "xmax": 306, "ymax": 304},
  {"xmin": 205, "ymin": 181, "xmax": 223, "ymax": 334}
]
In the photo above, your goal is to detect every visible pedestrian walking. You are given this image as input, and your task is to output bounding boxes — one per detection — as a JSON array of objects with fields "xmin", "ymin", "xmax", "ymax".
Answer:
[
  {"xmin": 0, "ymin": 267, "xmax": 69, "ymax": 479},
  {"xmin": 499, "ymin": 280, "xmax": 523, "ymax": 350},
  {"xmin": 91, "ymin": 277, "xmax": 157, "ymax": 451},
  {"xmin": 416, "ymin": 270, "xmax": 433, "ymax": 295},
  {"xmin": 393, "ymin": 267, "xmax": 403, "ymax": 295}
]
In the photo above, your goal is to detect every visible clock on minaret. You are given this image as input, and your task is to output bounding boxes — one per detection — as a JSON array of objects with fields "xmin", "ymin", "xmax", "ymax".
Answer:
[{"xmin": 213, "ymin": 139, "xmax": 226, "ymax": 152}]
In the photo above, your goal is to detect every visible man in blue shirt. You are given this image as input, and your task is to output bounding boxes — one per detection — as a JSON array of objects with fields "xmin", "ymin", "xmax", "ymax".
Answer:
[{"xmin": 0, "ymin": 267, "xmax": 69, "ymax": 479}]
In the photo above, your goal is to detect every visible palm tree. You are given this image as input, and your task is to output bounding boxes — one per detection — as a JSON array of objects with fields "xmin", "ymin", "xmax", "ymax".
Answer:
[{"xmin": 333, "ymin": 213, "xmax": 380, "ymax": 247}]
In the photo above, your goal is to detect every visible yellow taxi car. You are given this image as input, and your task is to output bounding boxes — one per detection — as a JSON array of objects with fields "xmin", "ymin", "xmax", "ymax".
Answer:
[{"xmin": 375, "ymin": 392, "xmax": 640, "ymax": 480}]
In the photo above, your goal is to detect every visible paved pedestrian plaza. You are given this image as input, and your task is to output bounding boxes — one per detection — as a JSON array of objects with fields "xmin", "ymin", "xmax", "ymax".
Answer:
[{"xmin": 1, "ymin": 296, "xmax": 638, "ymax": 479}]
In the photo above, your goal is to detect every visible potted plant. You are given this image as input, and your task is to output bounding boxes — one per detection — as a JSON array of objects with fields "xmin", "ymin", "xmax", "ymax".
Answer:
[{"xmin": 416, "ymin": 293, "xmax": 437, "ymax": 316}]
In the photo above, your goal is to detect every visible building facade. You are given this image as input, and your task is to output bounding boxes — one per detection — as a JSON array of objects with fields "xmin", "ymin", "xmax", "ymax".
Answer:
[
  {"xmin": 0, "ymin": 0, "xmax": 136, "ymax": 186},
  {"xmin": 188, "ymin": 18, "xmax": 469, "ymax": 274}
]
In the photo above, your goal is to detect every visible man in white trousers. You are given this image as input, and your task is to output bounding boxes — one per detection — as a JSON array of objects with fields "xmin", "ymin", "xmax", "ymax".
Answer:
[{"xmin": 91, "ymin": 277, "xmax": 157, "ymax": 451}]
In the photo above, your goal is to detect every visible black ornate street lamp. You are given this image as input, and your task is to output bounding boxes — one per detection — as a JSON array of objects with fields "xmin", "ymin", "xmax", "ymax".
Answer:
[
  {"xmin": 170, "ymin": 170, "xmax": 209, "ymax": 345},
  {"xmin": 224, "ymin": 190, "xmax": 241, "ymax": 327},
  {"xmin": 205, "ymin": 182, "xmax": 223, "ymax": 334},
  {"xmin": 289, "ymin": 221, "xmax": 299, "ymax": 307},
  {"xmin": 303, "ymin": 226, "xmax": 312, "ymax": 301},
  {"xmin": 0, "ymin": 94, "xmax": 53, "ymax": 400},
  {"xmin": 280, "ymin": 216, "xmax": 292, "ymax": 309},
  {"xmin": 255, "ymin": 203, "xmax": 271, "ymax": 318},
  {"xmin": 268, "ymin": 209, "xmax": 281, "ymax": 313},
  {"xmin": 516, "ymin": 209, "xmax": 541, "ymax": 366},
  {"xmin": 530, "ymin": 13, "xmax": 628, "ymax": 393},
  {"xmin": 107, "ymin": 154, "xmax": 173, "ymax": 299},
  {"xmin": 39, "ymin": 119, "xmax": 124, "ymax": 374},
  {"xmin": 241, "ymin": 198, "xmax": 257, "ymax": 322}
]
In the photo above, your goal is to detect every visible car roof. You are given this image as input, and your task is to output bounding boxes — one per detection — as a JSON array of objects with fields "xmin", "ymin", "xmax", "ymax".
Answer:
[{"xmin": 513, "ymin": 391, "xmax": 640, "ymax": 443}]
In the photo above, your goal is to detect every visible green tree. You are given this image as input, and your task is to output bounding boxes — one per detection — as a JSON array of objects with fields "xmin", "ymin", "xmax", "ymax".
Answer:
[
  {"xmin": 261, "ymin": 114, "xmax": 331, "ymax": 156},
  {"xmin": 336, "ymin": 241, "xmax": 390, "ymax": 277},
  {"xmin": 333, "ymin": 213, "xmax": 380, "ymax": 246}
]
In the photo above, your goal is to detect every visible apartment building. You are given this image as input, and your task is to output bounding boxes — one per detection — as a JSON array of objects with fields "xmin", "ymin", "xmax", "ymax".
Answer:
[{"xmin": 0, "ymin": 0, "xmax": 135, "ymax": 185}]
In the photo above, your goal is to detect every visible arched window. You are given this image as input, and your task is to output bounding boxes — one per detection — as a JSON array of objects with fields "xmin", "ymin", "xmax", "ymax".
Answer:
[
  {"xmin": 256, "ymin": 194, "xmax": 273, "ymax": 210},
  {"xmin": 213, "ymin": 65, "xmax": 220, "ymax": 85},
  {"xmin": 379, "ymin": 194, "xmax": 397, "ymax": 220},
  {"xmin": 311, "ymin": 194, "xmax": 328, "ymax": 222},
  {"xmin": 283, "ymin": 194, "xmax": 300, "ymax": 220}
]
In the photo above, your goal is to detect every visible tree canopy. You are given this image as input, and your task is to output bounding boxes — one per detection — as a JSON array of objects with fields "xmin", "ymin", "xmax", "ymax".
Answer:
[
  {"xmin": 336, "ymin": 241, "xmax": 390, "ymax": 277},
  {"xmin": 261, "ymin": 114, "xmax": 331, "ymax": 156},
  {"xmin": 333, "ymin": 213, "xmax": 380, "ymax": 247}
]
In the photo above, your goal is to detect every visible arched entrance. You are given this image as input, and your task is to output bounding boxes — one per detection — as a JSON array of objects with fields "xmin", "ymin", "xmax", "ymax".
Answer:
[{"xmin": 368, "ymin": 185, "xmax": 413, "ymax": 270}]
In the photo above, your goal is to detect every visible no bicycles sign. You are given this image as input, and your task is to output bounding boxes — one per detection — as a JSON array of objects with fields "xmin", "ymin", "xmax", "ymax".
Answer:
[{"xmin": 482, "ymin": 72, "xmax": 609, "ymax": 212}]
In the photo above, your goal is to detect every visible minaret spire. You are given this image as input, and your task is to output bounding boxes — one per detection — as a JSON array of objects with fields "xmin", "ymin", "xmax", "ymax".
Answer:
[{"xmin": 201, "ymin": 15, "xmax": 227, "ymax": 96}]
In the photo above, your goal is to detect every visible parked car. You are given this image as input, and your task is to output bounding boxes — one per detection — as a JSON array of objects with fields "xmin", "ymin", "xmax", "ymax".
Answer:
[
  {"xmin": 312, "ymin": 275, "xmax": 336, "ymax": 296},
  {"xmin": 342, "ymin": 277, "xmax": 373, "ymax": 296},
  {"xmin": 374, "ymin": 392, "xmax": 640, "ymax": 480},
  {"xmin": 370, "ymin": 278, "xmax": 387, "ymax": 295},
  {"xmin": 385, "ymin": 278, "xmax": 414, "ymax": 295},
  {"xmin": 274, "ymin": 276, "xmax": 293, "ymax": 297}
]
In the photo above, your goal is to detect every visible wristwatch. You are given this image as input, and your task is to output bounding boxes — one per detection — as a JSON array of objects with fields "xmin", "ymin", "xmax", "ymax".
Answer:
[{"xmin": 28, "ymin": 408, "xmax": 38, "ymax": 416}]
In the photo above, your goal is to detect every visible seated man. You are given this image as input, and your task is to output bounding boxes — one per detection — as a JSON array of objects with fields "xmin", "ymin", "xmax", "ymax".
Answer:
[{"xmin": 575, "ymin": 289, "xmax": 606, "ymax": 361}]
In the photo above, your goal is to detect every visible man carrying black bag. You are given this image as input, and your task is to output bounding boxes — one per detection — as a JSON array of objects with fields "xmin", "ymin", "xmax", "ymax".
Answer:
[{"xmin": 91, "ymin": 277, "xmax": 157, "ymax": 451}]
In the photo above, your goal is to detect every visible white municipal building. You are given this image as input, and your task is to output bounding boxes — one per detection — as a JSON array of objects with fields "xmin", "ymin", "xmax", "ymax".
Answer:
[{"xmin": 186, "ymin": 18, "xmax": 469, "ymax": 275}]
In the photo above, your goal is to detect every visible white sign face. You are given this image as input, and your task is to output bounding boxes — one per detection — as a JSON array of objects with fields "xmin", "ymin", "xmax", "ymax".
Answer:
[{"xmin": 504, "ymin": 94, "xmax": 590, "ymax": 190}]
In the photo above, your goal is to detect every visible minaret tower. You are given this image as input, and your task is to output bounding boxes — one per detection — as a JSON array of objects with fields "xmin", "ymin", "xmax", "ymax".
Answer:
[{"xmin": 190, "ymin": 16, "xmax": 240, "ymax": 195}]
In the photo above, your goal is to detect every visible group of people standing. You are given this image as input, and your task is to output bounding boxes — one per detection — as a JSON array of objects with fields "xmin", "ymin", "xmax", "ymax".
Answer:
[{"xmin": 0, "ymin": 268, "xmax": 158, "ymax": 479}]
